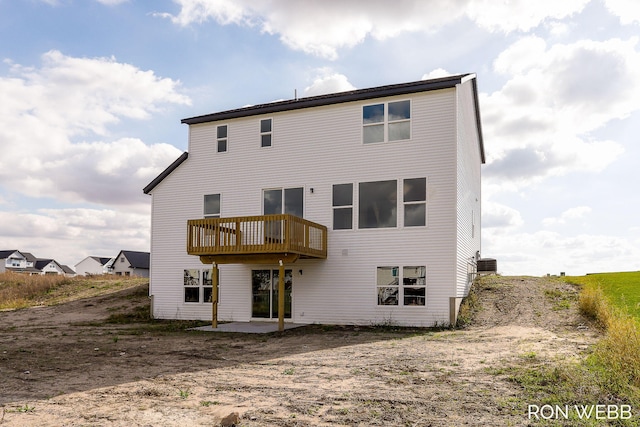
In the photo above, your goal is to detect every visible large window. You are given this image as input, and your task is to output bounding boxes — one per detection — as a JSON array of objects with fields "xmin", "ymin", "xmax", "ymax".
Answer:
[
  {"xmin": 359, "ymin": 180, "xmax": 397, "ymax": 228},
  {"xmin": 332, "ymin": 183, "xmax": 353, "ymax": 230},
  {"xmin": 204, "ymin": 194, "xmax": 220, "ymax": 218},
  {"xmin": 260, "ymin": 118, "xmax": 272, "ymax": 147},
  {"xmin": 184, "ymin": 269, "xmax": 216, "ymax": 303},
  {"xmin": 363, "ymin": 100, "xmax": 410, "ymax": 144},
  {"xmin": 403, "ymin": 178, "xmax": 426, "ymax": 227},
  {"xmin": 217, "ymin": 125, "xmax": 227, "ymax": 153},
  {"xmin": 376, "ymin": 265, "xmax": 426, "ymax": 306},
  {"xmin": 264, "ymin": 187, "xmax": 303, "ymax": 217}
]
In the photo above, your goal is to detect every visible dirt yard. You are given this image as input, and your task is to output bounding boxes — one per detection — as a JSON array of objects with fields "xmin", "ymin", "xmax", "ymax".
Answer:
[{"xmin": 0, "ymin": 276, "xmax": 599, "ymax": 426}]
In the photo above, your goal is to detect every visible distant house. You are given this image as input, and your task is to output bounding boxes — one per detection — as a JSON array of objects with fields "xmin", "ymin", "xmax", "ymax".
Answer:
[
  {"xmin": 35, "ymin": 259, "xmax": 66, "ymax": 275},
  {"xmin": 111, "ymin": 250, "xmax": 150, "ymax": 277},
  {"xmin": 1, "ymin": 250, "xmax": 73, "ymax": 275},
  {"xmin": 0, "ymin": 250, "xmax": 27, "ymax": 273},
  {"xmin": 0, "ymin": 250, "xmax": 41, "ymax": 274},
  {"xmin": 60, "ymin": 265, "xmax": 76, "ymax": 277},
  {"xmin": 75, "ymin": 256, "xmax": 114, "ymax": 276},
  {"xmin": 22, "ymin": 252, "xmax": 38, "ymax": 269}
]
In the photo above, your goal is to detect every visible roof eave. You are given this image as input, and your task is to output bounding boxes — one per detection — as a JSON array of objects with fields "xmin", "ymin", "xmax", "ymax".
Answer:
[
  {"xmin": 143, "ymin": 152, "xmax": 189, "ymax": 195},
  {"xmin": 181, "ymin": 73, "xmax": 473, "ymax": 125}
]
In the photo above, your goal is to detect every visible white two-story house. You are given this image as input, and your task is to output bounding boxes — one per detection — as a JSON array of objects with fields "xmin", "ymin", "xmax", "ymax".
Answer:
[{"xmin": 144, "ymin": 74, "xmax": 485, "ymax": 328}]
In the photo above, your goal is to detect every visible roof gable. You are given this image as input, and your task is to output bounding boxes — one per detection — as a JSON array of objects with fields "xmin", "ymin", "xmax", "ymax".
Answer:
[
  {"xmin": 90, "ymin": 256, "xmax": 113, "ymax": 266},
  {"xmin": 117, "ymin": 250, "xmax": 150, "ymax": 269},
  {"xmin": 143, "ymin": 152, "xmax": 188, "ymax": 194},
  {"xmin": 0, "ymin": 250, "xmax": 22, "ymax": 259},
  {"xmin": 35, "ymin": 259, "xmax": 57, "ymax": 270}
]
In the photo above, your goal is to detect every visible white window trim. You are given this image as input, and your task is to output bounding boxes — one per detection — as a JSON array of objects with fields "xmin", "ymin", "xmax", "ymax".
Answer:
[
  {"xmin": 204, "ymin": 193, "xmax": 221, "ymax": 218},
  {"xmin": 183, "ymin": 269, "xmax": 214, "ymax": 304},
  {"xmin": 362, "ymin": 99, "xmax": 412, "ymax": 144},
  {"xmin": 402, "ymin": 177, "xmax": 428, "ymax": 228},
  {"xmin": 216, "ymin": 124, "xmax": 228, "ymax": 153},
  {"xmin": 375, "ymin": 265, "xmax": 427, "ymax": 308},
  {"xmin": 337, "ymin": 177, "xmax": 428, "ymax": 230},
  {"xmin": 260, "ymin": 117, "xmax": 273, "ymax": 148},
  {"xmin": 332, "ymin": 183, "xmax": 354, "ymax": 231}
]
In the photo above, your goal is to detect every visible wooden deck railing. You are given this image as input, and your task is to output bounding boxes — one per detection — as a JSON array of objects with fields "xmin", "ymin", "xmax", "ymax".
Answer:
[{"xmin": 187, "ymin": 214, "xmax": 327, "ymax": 260}]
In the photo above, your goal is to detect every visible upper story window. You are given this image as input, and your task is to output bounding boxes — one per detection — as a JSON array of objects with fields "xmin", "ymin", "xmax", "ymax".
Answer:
[
  {"xmin": 332, "ymin": 183, "xmax": 353, "ymax": 230},
  {"xmin": 260, "ymin": 118, "xmax": 272, "ymax": 147},
  {"xmin": 403, "ymin": 178, "xmax": 426, "ymax": 227},
  {"xmin": 359, "ymin": 180, "xmax": 397, "ymax": 228},
  {"xmin": 217, "ymin": 125, "xmax": 227, "ymax": 153},
  {"xmin": 204, "ymin": 194, "xmax": 221, "ymax": 218},
  {"xmin": 343, "ymin": 177, "xmax": 425, "ymax": 229},
  {"xmin": 263, "ymin": 187, "xmax": 303, "ymax": 217},
  {"xmin": 362, "ymin": 100, "xmax": 411, "ymax": 144}
]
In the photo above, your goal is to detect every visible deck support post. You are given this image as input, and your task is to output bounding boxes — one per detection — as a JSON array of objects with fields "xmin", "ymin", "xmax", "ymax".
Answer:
[
  {"xmin": 278, "ymin": 259, "xmax": 285, "ymax": 332},
  {"xmin": 212, "ymin": 262, "xmax": 218, "ymax": 328}
]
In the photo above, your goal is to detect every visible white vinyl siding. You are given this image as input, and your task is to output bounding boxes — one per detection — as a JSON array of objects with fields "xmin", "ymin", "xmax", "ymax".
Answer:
[
  {"xmin": 149, "ymin": 86, "xmax": 471, "ymax": 326},
  {"xmin": 455, "ymin": 79, "xmax": 483, "ymax": 299}
]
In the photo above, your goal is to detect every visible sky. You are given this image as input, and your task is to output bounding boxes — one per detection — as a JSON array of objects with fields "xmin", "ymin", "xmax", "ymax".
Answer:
[{"xmin": 1, "ymin": 0, "xmax": 639, "ymax": 276}]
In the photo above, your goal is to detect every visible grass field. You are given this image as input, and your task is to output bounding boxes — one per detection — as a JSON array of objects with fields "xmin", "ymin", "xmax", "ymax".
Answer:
[
  {"xmin": 562, "ymin": 271, "xmax": 640, "ymax": 406},
  {"xmin": 564, "ymin": 271, "xmax": 640, "ymax": 320},
  {"xmin": 0, "ymin": 272, "xmax": 147, "ymax": 310}
]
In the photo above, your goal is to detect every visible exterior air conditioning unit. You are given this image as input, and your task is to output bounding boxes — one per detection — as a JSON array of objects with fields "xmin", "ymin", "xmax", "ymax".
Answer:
[{"xmin": 477, "ymin": 258, "xmax": 497, "ymax": 274}]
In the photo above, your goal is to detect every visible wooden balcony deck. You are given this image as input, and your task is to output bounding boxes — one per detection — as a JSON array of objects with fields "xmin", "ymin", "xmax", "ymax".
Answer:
[{"xmin": 187, "ymin": 214, "xmax": 327, "ymax": 264}]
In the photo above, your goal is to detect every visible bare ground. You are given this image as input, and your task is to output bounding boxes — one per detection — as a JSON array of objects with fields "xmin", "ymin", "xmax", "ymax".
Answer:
[{"xmin": 0, "ymin": 276, "xmax": 599, "ymax": 426}]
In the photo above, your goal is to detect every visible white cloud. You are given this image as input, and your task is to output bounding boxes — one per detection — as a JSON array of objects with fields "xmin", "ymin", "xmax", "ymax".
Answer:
[
  {"xmin": 303, "ymin": 69, "xmax": 356, "ymax": 97},
  {"xmin": 161, "ymin": 0, "xmax": 590, "ymax": 59},
  {"xmin": 466, "ymin": 0, "xmax": 590, "ymax": 33},
  {"xmin": 483, "ymin": 36, "xmax": 639, "ymax": 186},
  {"xmin": 483, "ymin": 229, "xmax": 640, "ymax": 275},
  {"xmin": 604, "ymin": 0, "xmax": 640, "ymax": 25},
  {"xmin": 421, "ymin": 68, "xmax": 454, "ymax": 80},
  {"xmin": 0, "ymin": 51, "xmax": 190, "ymax": 207},
  {"xmin": 542, "ymin": 206, "xmax": 592, "ymax": 226},
  {"xmin": 0, "ymin": 208, "xmax": 150, "ymax": 266},
  {"xmin": 482, "ymin": 201, "xmax": 524, "ymax": 229}
]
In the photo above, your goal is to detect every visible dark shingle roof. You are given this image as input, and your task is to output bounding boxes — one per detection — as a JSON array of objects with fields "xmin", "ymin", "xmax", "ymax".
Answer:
[
  {"xmin": 22, "ymin": 252, "xmax": 37, "ymax": 263},
  {"xmin": 90, "ymin": 256, "xmax": 113, "ymax": 266},
  {"xmin": 181, "ymin": 74, "xmax": 476, "ymax": 125},
  {"xmin": 0, "ymin": 250, "xmax": 20, "ymax": 259},
  {"xmin": 60, "ymin": 265, "xmax": 76, "ymax": 274},
  {"xmin": 35, "ymin": 259, "xmax": 56, "ymax": 270},
  {"xmin": 121, "ymin": 251, "xmax": 150, "ymax": 269},
  {"xmin": 143, "ymin": 152, "xmax": 188, "ymax": 194}
]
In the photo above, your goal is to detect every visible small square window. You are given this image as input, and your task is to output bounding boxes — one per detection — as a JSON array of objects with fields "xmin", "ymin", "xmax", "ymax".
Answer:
[
  {"xmin": 204, "ymin": 194, "xmax": 221, "ymax": 218},
  {"xmin": 261, "ymin": 134, "xmax": 272, "ymax": 147},
  {"xmin": 362, "ymin": 101, "xmax": 410, "ymax": 143},
  {"xmin": 261, "ymin": 119, "xmax": 272, "ymax": 133}
]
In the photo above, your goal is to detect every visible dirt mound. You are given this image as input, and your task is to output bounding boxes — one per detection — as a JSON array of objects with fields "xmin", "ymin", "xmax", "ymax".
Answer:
[{"xmin": 470, "ymin": 275, "xmax": 585, "ymax": 330}]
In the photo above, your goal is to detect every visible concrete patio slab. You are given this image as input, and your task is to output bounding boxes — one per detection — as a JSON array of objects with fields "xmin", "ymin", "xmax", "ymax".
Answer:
[{"xmin": 191, "ymin": 321, "xmax": 308, "ymax": 334}]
